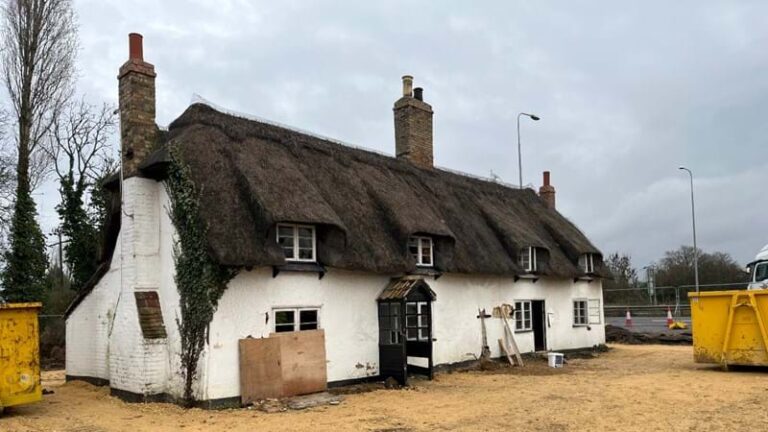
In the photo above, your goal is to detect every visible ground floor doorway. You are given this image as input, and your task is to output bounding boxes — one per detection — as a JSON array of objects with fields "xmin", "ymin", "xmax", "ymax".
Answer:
[{"xmin": 532, "ymin": 300, "xmax": 547, "ymax": 351}]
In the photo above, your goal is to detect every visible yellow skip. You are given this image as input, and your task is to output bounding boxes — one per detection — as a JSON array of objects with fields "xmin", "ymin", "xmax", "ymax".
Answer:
[{"xmin": 0, "ymin": 302, "xmax": 43, "ymax": 414}]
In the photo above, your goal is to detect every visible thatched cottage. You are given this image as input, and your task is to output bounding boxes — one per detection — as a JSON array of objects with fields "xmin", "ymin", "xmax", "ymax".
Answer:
[{"xmin": 65, "ymin": 34, "xmax": 607, "ymax": 407}]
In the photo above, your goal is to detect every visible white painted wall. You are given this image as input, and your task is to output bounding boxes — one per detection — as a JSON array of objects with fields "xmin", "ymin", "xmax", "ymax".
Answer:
[
  {"xmin": 204, "ymin": 268, "xmax": 604, "ymax": 401},
  {"xmin": 65, "ymin": 178, "xmax": 186, "ymax": 399},
  {"xmin": 65, "ymin": 236, "xmax": 123, "ymax": 380},
  {"xmin": 67, "ymin": 178, "xmax": 604, "ymax": 403}
]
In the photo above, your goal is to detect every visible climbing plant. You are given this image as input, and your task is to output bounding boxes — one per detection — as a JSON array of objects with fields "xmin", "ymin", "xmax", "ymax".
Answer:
[{"xmin": 165, "ymin": 145, "xmax": 237, "ymax": 404}]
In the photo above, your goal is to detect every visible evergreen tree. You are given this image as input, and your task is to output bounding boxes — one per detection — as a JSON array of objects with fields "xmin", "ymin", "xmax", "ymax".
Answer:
[{"xmin": 1, "ymin": 182, "xmax": 47, "ymax": 302}]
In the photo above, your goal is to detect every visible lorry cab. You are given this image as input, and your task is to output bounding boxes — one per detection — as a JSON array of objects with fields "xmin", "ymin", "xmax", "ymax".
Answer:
[{"xmin": 747, "ymin": 244, "xmax": 768, "ymax": 290}]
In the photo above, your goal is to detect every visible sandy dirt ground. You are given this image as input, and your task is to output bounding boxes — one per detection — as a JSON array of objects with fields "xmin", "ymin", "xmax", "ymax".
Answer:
[{"xmin": 3, "ymin": 344, "xmax": 768, "ymax": 431}]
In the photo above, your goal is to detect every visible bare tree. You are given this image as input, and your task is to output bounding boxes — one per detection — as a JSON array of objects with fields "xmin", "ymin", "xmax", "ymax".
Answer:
[
  {"xmin": 45, "ymin": 99, "xmax": 116, "ymax": 290},
  {"xmin": 46, "ymin": 99, "xmax": 116, "ymax": 193},
  {"xmin": 2, "ymin": 0, "xmax": 77, "ymax": 189},
  {"xmin": 1, "ymin": 0, "xmax": 77, "ymax": 302}
]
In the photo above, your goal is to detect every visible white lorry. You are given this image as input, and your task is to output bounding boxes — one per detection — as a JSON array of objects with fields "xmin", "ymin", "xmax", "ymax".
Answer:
[{"xmin": 747, "ymin": 244, "xmax": 768, "ymax": 290}]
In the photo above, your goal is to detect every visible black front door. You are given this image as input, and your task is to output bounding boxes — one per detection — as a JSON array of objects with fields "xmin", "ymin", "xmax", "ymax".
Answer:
[
  {"xmin": 532, "ymin": 300, "xmax": 547, "ymax": 351},
  {"xmin": 404, "ymin": 298, "xmax": 433, "ymax": 379},
  {"xmin": 378, "ymin": 301, "xmax": 406, "ymax": 384}
]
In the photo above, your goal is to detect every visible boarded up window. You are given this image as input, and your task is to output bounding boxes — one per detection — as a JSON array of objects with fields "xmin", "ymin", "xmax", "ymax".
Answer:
[{"xmin": 134, "ymin": 291, "xmax": 167, "ymax": 339}]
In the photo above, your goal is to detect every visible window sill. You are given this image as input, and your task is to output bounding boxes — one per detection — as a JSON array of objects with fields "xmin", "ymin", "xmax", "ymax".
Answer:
[
  {"xmin": 572, "ymin": 324, "xmax": 589, "ymax": 328},
  {"xmin": 409, "ymin": 267, "xmax": 443, "ymax": 280},
  {"xmin": 272, "ymin": 262, "xmax": 326, "ymax": 279},
  {"xmin": 514, "ymin": 274, "xmax": 539, "ymax": 283},
  {"xmin": 574, "ymin": 275, "xmax": 595, "ymax": 282},
  {"xmin": 514, "ymin": 329, "xmax": 533, "ymax": 334}
]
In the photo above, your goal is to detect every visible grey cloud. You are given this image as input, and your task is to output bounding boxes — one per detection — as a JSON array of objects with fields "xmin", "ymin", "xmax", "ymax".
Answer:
[{"xmin": 29, "ymin": 0, "xmax": 768, "ymax": 267}]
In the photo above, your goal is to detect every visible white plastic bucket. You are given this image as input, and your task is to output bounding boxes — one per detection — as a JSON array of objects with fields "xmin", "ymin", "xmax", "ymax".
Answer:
[{"xmin": 548, "ymin": 352, "xmax": 564, "ymax": 368}]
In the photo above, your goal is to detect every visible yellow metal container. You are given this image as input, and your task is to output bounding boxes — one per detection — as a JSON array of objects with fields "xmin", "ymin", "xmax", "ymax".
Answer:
[
  {"xmin": 689, "ymin": 290, "xmax": 768, "ymax": 368},
  {"xmin": 0, "ymin": 302, "xmax": 42, "ymax": 411}
]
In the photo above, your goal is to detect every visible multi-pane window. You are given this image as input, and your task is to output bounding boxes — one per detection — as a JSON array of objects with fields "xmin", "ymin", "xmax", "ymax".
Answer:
[
  {"xmin": 277, "ymin": 224, "xmax": 316, "ymax": 262},
  {"xmin": 378, "ymin": 302, "xmax": 401, "ymax": 345},
  {"xmin": 579, "ymin": 253, "xmax": 595, "ymax": 273},
  {"xmin": 405, "ymin": 301, "xmax": 430, "ymax": 341},
  {"xmin": 588, "ymin": 299, "xmax": 601, "ymax": 324},
  {"xmin": 408, "ymin": 236, "xmax": 433, "ymax": 267},
  {"xmin": 274, "ymin": 308, "xmax": 319, "ymax": 333},
  {"xmin": 519, "ymin": 247, "xmax": 537, "ymax": 272},
  {"xmin": 514, "ymin": 300, "xmax": 532, "ymax": 331},
  {"xmin": 573, "ymin": 300, "xmax": 588, "ymax": 326}
]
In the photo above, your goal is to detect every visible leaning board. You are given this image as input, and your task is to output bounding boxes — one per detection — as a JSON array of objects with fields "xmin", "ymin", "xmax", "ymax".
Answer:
[
  {"xmin": 239, "ymin": 336, "xmax": 283, "ymax": 404},
  {"xmin": 239, "ymin": 329, "xmax": 327, "ymax": 405},
  {"xmin": 272, "ymin": 329, "xmax": 327, "ymax": 397}
]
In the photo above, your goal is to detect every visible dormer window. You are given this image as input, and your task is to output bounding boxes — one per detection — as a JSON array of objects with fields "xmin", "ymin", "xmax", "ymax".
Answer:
[
  {"xmin": 277, "ymin": 224, "xmax": 316, "ymax": 262},
  {"xmin": 579, "ymin": 253, "xmax": 596, "ymax": 273},
  {"xmin": 519, "ymin": 247, "xmax": 537, "ymax": 272},
  {"xmin": 409, "ymin": 236, "xmax": 433, "ymax": 267}
]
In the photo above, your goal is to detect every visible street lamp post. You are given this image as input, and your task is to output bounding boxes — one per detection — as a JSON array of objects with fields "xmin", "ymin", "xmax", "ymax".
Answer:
[
  {"xmin": 643, "ymin": 265, "xmax": 656, "ymax": 305},
  {"xmin": 678, "ymin": 166, "xmax": 700, "ymax": 293},
  {"xmin": 517, "ymin": 112, "xmax": 540, "ymax": 188}
]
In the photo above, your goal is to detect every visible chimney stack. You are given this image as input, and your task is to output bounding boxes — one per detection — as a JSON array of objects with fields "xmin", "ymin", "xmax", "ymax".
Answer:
[
  {"xmin": 118, "ymin": 33, "xmax": 156, "ymax": 178},
  {"xmin": 539, "ymin": 171, "xmax": 556, "ymax": 210},
  {"xmin": 394, "ymin": 75, "xmax": 433, "ymax": 169}
]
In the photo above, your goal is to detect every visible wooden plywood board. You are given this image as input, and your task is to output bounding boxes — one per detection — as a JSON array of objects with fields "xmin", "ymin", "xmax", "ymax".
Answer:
[
  {"xmin": 271, "ymin": 329, "xmax": 327, "ymax": 396},
  {"xmin": 239, "ymin": 330, "xmax": 328, "ymax": 404},
  {"xmin": 239, "ymin": 337, "xmax": 283, "ymax": 404}
]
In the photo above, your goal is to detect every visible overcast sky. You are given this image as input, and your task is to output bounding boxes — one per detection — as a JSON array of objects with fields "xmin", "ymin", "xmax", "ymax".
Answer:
[{"xmin": 32, "ymin": 0, "xmax": 768, "ymax": 269}]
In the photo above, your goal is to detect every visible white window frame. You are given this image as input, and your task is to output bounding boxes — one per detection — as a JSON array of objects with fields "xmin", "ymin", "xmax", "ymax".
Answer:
[
  {"xmin": 276, "ymin": 223, "xmax": 317, "ymax": 262},
  {"xmin": 405, "ymin": 301, "xmax": 430, "ymax": 341},
  {"xmin": 519, "ymin": 247, "xmax": 537, "ymax": 272},
  {"xmin": 580, "ymin": 253, "xmax": 595, "ymax": 273},
  {"xmin": 514, "ymin": 300, "xmax": 532, "ymax": 332},
  {"xmin": 409, "ymin": 236, "xmax": 434, "ymax": 267},
  {"xmin": 588, "ymin": 299, "xmax": 601, "ymax": 325},
  {"xmin": 273, "ymin": 307, "xmax": 320, "ymax": 333},
  {"xmin": 573, "ymin": 299, "xmax": 588, "ymax": 326}
]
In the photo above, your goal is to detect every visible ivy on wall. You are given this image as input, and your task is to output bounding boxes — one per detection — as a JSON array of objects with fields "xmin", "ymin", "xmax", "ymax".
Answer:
[{"xmin": 165, "ymin": 145, "xmax": 238, "ymax": 404}]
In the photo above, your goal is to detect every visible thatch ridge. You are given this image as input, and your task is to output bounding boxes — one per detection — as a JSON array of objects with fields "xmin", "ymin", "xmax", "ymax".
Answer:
[{"xmin": 153, "ymin": 103, "xmax": 603, "ymax": 278}]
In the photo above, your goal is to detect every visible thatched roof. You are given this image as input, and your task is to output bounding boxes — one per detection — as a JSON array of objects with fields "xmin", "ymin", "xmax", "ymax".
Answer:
[{"xmin": 139, "ymin": 103, "xmax": 603, "ymax": 279}]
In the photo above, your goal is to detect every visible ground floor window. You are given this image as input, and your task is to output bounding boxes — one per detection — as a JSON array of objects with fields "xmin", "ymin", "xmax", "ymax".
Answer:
[
  {"xmin": 274, "ymin": 307, "xmax": 320, "ymax": 333},
  {"xmin": 405, "ymin": 301, "xmax": 430, "ymax": 341},
  {"xmin": 378, "ymin": 302, "xmax": 401, "ymax": 345},
  {"xmin": 514, "ymin": 300, "xmax": 532, "ymax": 331},
  {"xmin": 573, "ymin": 300, "xmax": 588, "ymax": 326}
]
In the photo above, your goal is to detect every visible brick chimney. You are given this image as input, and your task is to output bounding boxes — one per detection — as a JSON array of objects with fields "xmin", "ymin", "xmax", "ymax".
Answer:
[
  {"xmin": 539, "ymin": 171, "xmax": 556, "ymax": 209},
  {"xmin": 118, "ymin": 33, "xmax": 156, "ymax": 178},
  {"xmin": 394, "ymin": 75, "xmax": 433, "ymax": 169}
]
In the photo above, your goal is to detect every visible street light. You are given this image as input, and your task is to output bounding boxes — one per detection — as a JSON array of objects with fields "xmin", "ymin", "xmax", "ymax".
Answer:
[
  {"xmin": 642, "ymin": 265, "xmax": 656, "ymax": 305},
  {"xmin": 517, "ymin": 112, "xmax": 540, "ymax": 188},
  {"xmin": 678, "ymin": 166, "xmax": 700, "ymax": 293}
]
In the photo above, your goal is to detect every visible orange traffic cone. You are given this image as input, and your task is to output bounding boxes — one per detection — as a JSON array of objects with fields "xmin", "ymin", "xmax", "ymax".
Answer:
[
  {"xmin": 625, "ymin": 309, "xmax": 633, "ymax": 328},
  {"xmin": 666, "ymin": 307, "xmax": 674, "ymax": 327}
]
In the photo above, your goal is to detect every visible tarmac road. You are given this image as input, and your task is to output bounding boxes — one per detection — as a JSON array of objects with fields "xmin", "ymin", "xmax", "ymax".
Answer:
[{"xmin": 606, "ymin": 315, "xmax": 691, "ymax": 334}]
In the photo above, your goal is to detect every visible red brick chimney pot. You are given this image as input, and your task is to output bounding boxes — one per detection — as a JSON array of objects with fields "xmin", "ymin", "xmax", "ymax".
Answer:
[{"xmin": 129, "ymin": 33, "xmax": 143, "ymax": 61}]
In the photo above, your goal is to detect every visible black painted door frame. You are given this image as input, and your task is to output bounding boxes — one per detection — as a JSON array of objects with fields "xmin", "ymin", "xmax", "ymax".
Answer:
[
  {"xmin": 532, "ymin": 300, "xmax": 547, "ymax": 351},
  {"xmin": 378, "ymin": 291, "xmax": 434, "ymax": 384}
]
